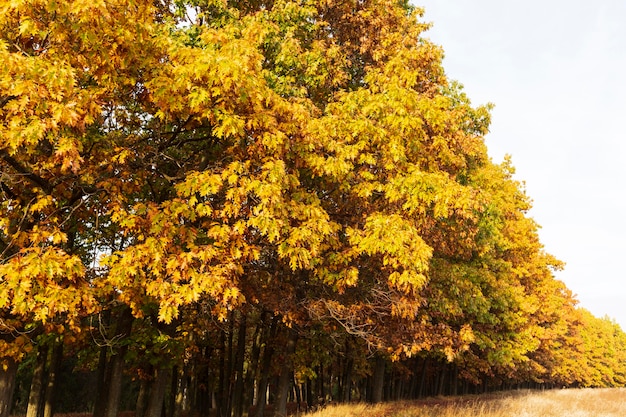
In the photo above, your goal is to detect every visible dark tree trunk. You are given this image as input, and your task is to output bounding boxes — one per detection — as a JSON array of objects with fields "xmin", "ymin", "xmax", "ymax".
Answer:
[
  {"xmin": 305, "ymin": 378, "xmax": 313, "ymax": 409},
  {"xmin": 450, "ymin": 364, "xmax": 458, "ymax": 396},
  {"xmin": 341, "ymin": 342, "xmax": 353, "ymax": 403},
  {"xmin": 136, "ymin": 375, "xmax": 151, "ymax": 417},
  {"xmin": 93, "ymin": 308, "xmax": 113, "ymax": 417},
  {"xmin": 232, "ymin": 315, "xmax": 246, "ymax": 417},
  {"xmin": 26, "ymin": 345, "xmax": 47, "ymax": 417},
  {"xmin": 243, "ymin": 313, "xmax": 263, "ymax": 415},
  {"xmin": 436, "ymin": 364, "xmax": 446, "ymax": 396},
  {"xmin": 216, "ymin": 328, "xmax": 227, "ymax": 417},
  {"xmin": 100, "ymin": 307, "xmax": 134, "ymax": 417},
  {"xmin": 255, "ymin": 316, "xmax": 277, "ymax": 417},
  {"xmin": 225, "ymin": 318, "xmax": 235, "ymax": 417},
  {"xmin": 93, "ymin": 346, "xmax": 109, "ymax": 417},
  {"xmin": 192, "ymin": 347, "xmax": 212, "ymax": 417},
  {"xmin": 172, "ymin": 366, "xmax": 187, "ymax": 417},
  {"xmin": 0, "ymin": 357, "xmax": 18, "ymax": 417},
  {"xmin": 370, "ymin": 356, "xmax": 385, "ymax": 403},
  {"xmin": 104, "ymin": 346, "xmax": 127, "ymax": 417},
  {"xmin": 274, "ymin": 330, "xmax": 297, "ymax": 417},
  {"xmin": 146, "ymin": 366, "xmax": 173, "ymax": 417},
  {"xmin": 43, "ymin": 341, "xmax": 63, "ymax": 417},
  {"xmin": 318, "ymin": 365, "xmax": 325, "ymax": 404},
  {"xmin": 418, "ymin": 357, "xmax": 428, "ymax": 399}
]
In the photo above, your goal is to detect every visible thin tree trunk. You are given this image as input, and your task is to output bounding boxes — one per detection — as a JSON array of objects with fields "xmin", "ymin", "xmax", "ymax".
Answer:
[
  {"xmin": 370, "ymin": 356, "xmax": 385, "ymax": 403},
  {"xmin": 172, "ymin": 366, "xmax": 187, "ymax": 417},
  {"xmin": 104, "ymin": 346, "xmax": 127, "ymax": 417},
  {"xmin": 342, "ymin": 341, "xmax": 353, "ymax": 403},
  {"xmin": 0, "ymin": 357, "xmax": 18, "ymax": 417},
  {"xmin": 275, "ymin": 330, "xmax": 297, "ymax": 417},
  {"xmin": 103, "ymin": 307, "xmax": 134, "ymax": 417},
  {"xmin": 243, "ymin": 314, "xmax": 263, "ymax": 415},
  {"xmin": 255, "ymin": 316, "xmax": 277, "ymax": 417},
  {"xmin": 136, "ymin": 375, "xmax": 151, "ymax": 417},
  {"xmin": 418, "ymin": 357, "xmax": 428, "ymax": 399},
  {"xmin": 232, "ymin": 314, "xmax": 246, "ymax": 417},
  {"xmin": 43, "ymin": 341, "xmax": 63, "ymax": 417},
  {"xmin": 216, "ymin": 328, "xmax": 227, "ymax": 417},
  {"xmin": 93, "ymin": 308, "xmax": 112, "ymax": 417},
  {"xmin": 26, "ymin": 345, "xmax": 47, "ymax": 417},
  {"xmin": 146, "ymin": 366, "xmax": 173, "ymax": 417},
  {"xmin": 225, "ymin": 317, "xmax": 235, "ymax": 417},
  {"xmin": 318, "ymin": 364, "xmax": 325, "ymax": 404},
  {"xmin": 93, "ymin": 346, "xmax": 109, "ymax": 417},
  {"xmin": 437, "ymin": 364, "xmax": 446, "ymax": 396},
  {"xmin": 451, "ymin": 363, "xmax": 458, "ymax": 396}
]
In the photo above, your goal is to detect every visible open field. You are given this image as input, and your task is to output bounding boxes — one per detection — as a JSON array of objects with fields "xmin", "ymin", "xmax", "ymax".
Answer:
[{"xmin": 307, "ymin": 388, "xmax": 626, "ymax": 417}]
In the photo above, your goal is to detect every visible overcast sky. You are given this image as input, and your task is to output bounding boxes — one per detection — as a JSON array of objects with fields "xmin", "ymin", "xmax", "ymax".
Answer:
[{"xmin": 417, "ymin": 0, "xmax": 626, "ymax": 328}]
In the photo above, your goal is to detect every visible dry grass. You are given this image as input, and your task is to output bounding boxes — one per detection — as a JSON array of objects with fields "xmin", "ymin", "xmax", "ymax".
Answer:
[{"xmin": 307, "ymin": 388, "xmax": 626, "ymax": 417}]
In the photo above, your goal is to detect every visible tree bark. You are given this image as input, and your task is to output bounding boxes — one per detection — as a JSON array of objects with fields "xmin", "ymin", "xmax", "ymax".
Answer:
[
  {"xmin": 216, "ymin": 328, "xmax": 227, "ymax": 417},
  {"xmin": 418, "ymin": 357, "xmax": 428, "ymax": 399},
  {"xmin": 136, "ymin": 376, "xmax": 151, "ymax": 417},
  {"xmin": 93, "ymin": 346, "xmax": 109, "ymax": 417},
  {"xmin": 274, "ymin": 329, "xmax": 297, "ymax": 417},
  {"xmin": 104, "ymin": 345, "xmax": 128, "ymax": 417},
  {"xmin": 172, "ymin": 366, "xmax": 187, "ymax": 417},
  {"xmin": 146, "ymin": 366, "xmax": 173, "ymax": 417},
  {"xmin": 232, "ymin": 314, "xmax": 246, "ymax": 417},
  {"xmin": 93, "ymin": 309, "xmax": 112, "ymax": 417},
  {"xmin": 26, "ymin": 345, "xmax": 47, "ymax": 417},
  {"xmin": 0, "ymin": 357, "xmax": 18, "ymax": 417},
  {"xmin": 370, "ymin": 356, "xmax": 385, "ymax": 403},
  {"xmin": 243, "ymin": 314, "xmax": 263, "ymax": 415},
  {"xmin": 341, "ymin": 341, "xmax": 353, "ymax": 403},
  {"xmin": 101, "ymin": 307, "xmax": 134, "ymax": 417},
  {"xmin": 43, "ymin": 341, "xmax": 63, "ymax": 417},
  {"xmin": 254, "ymin": 316, "xmax": 277, "ymax": 417}
]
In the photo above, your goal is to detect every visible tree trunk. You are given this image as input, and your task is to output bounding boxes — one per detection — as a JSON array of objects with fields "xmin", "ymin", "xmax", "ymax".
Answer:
[
  {"xmin": 232, "ymin": 314, "xmax": 246, "ymax": 417},
  {"xmin": 225, "ymin": 318, "xmax": 236, "ymax": 417},
  {"xmin": 216, "ymin": 328, "xmax": 227, "ymax": 417},
  {"xmin": 318, "ymin": 364, "xmax": 325, "ymax": 404},
  {"xmin": 26, "ymin": 345, "xmax": 47, "ymax": 417},
  {"xmin": 172, "ymin": 366, "xmax": 187, "ymax": 417},
  {"xmin": 104, "ymin": 346, "xmax": 128, "ymax": 417},
  {"xmin": 341, "ymin": 344, "xmax": 353, "ymax": 403},
  {"xmin": 146, "ymin": 366, "xmax": 173, "ymax": 417},
  {"xmin": 274, "ymin": 330, "xmax": 297, "ymax": 417},
  {"xmin": 102, "ymin": 307, "xmax": 134, "ymax": 417},
  {"xmin": 450, "ymin": 363, "xmax": 458, "ymax": 396},
  {"xmin": 136, "ymin": 375, "xmax": 151, "ymax": 417},
  {"xmin": 418, "ymin": 358, "xmax": 428, "ymax": 399},
  {"xmin": 436, "ymin": 364, "xmax": 446, "ymax": 396},
  {"xmin": 93, "ymin": 309, "xmax": 113, "ymax": 417},
  {"xmin": 370, "ymin": 356, "xmax": 385, "ymax": 403},
  {"xmin": 243, "ymin": 314, "xmax": 263, "ymax": 415},
  {"xmin": 0, "ymin": 357, "xmax": 18, "ymax": 417},
  {"xmin": 254, "ymin": 316, "xmax": 277, "ymax": 417},
  {"xmin": 93, "ymin": 346, "xmax": 109, "ymax": 417},
  {"xmin": 305, "ymin": 378, "xmax": 312, "ymax": 409},
  {"xmin": 43, "ymin": 341, "xmax": 63, "ymax": 417}
]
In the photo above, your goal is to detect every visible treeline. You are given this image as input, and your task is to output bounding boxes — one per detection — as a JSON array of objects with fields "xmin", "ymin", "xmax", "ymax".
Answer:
[
  {"xmin": 1, "ymin": 1, "xmax": 625, "ymax": 417},
  {"xmin": 7, "ymin": 305, "xmax": 626, "ymax": 416}
]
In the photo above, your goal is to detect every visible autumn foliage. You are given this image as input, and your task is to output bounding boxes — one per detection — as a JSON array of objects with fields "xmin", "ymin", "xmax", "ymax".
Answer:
[{"xmin": 1, "ymin": 1, "xmax": 625, "ymax": 416}]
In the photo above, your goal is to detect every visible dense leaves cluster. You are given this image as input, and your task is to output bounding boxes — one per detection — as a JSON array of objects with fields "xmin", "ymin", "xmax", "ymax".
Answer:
[{"xmin": 1, "ymin": 1, "xmax": 625, "ymax": 416}]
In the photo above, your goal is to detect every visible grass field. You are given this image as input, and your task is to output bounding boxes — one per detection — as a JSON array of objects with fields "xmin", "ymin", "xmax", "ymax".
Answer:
[{"xmin": 307, "ymin": 388, "xmax": 626, "ymax": 417}]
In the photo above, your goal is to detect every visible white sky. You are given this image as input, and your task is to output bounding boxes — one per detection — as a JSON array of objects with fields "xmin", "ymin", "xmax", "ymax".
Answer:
[{"xmin": 417, "ymin": 0, "xmax": 626, "ymax": 328}]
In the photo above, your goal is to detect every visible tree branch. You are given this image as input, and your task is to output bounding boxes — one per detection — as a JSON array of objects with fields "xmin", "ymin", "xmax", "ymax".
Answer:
[{"xmin": 0, "ymin": 150, "xmax": 53, "ymax": 194}]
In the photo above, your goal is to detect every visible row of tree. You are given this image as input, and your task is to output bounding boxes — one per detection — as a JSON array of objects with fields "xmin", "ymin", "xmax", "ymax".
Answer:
[{"xmin": 1, "ymin": 0, "xmax": 625, "ymax": 416}]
